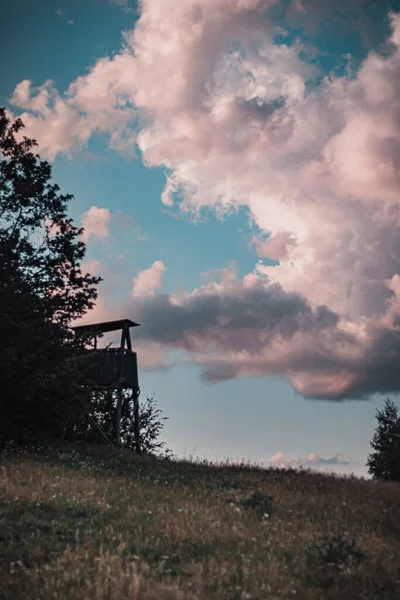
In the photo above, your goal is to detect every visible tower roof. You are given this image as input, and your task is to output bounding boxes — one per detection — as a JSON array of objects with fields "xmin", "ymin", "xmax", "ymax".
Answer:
[{"xmin": 71, "ymin": 318, "xmax": 140, "ymax": 335}]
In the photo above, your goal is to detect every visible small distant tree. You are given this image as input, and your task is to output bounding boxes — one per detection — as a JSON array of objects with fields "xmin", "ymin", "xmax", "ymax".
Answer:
[
  {"xmin": 136, "ymin": 395, "xmax": 172, "ymax": 457},
  {"xmin": 69, "ymin": 392, "xmax": 172, "ymax": 457},
  {"xmin": 366, "ymin": 398, "xmax": 400, "ymax": 481}
]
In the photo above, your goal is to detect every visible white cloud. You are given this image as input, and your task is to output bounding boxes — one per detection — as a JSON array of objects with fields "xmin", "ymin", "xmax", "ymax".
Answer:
[
  {"xmin": 10, "ymin": 52, "xmax": 137, "ymax": 160},
  {"xmin": 81, "ymin": 206, "xmax": 111, "ymax": 243},
  {"xmin": 270, "ymin": 451, "xmax": 352, "ymax": 469},
  {"xmin": 132, "ymin": 260, "xmax": 166, "ymax": 297},
  {"xmin": 9, "ymin": 2, "xmax": 400, "ymax": 399},
  {"xmin": 80, "ymin": 206, "xmax": 146, "ymax": 245}
]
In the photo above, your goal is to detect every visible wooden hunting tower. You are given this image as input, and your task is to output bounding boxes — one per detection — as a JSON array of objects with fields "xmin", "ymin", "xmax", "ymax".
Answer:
[{"xmin": 71, "ymin": 318, "xmax": 141, "ymax": 453}]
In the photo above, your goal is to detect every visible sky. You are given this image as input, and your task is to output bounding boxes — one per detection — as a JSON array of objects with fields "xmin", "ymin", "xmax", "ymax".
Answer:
[{"xmin": 3, "ymin": 0, "xmax": 400, "ymax": 477}]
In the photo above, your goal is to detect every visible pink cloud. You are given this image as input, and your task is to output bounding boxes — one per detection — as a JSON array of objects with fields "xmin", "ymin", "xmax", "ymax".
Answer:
[
  {"xmin": 134, "ymin": 340, "xmax": 168, "ymax": 371},
  {"xmin": 270, "ymin": 451, "xmax": 352, "ymax": 469},
  {"xmin": 254, "ymin": 231, "xmax": 297, "ymax": 261},
  {"xmin": 81, "ymin": 206, "xmax": 111, "ymax": 243},
  {"xmin": 81, "ymin": 259, "xmax": 102, "ymax": 276},
  {"xmin": 132, "ymin": 261, "xmax": 166, "ymax": 297},
  {"xmin": 10, "ymin": 3, "xmax": 400, "ymax": 399},
  {"xmin": 72, "ymin": 295, "xmax": 113, "ymax": 329},
  {"xmin": 119, "ymin": 264, "xmax": 400, "ymax": 399},
  {"xmin": 10, "ymin": 52, "xmax": 137, "ymax": 160}
]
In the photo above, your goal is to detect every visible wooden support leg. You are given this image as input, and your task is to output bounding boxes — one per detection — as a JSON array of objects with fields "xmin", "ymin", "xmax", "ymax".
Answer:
[
  {"xmin": 133, "ymin": 389, "xmax": 141, "ymax": 455},
  {"xmin": 116, "ymin": 386, "xmax": 123, "ymax": 449}
]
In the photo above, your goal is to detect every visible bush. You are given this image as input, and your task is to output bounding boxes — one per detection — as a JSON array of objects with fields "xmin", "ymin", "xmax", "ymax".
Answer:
[{"xmin": 304, "ymin": 530, "xmax": 366, "ymax": 589}]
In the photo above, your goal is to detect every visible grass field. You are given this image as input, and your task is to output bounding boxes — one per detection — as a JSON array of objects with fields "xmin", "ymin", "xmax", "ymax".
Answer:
[{"xmin": 1, "ymin": 443, "xmax": 399, "ymax": 599}]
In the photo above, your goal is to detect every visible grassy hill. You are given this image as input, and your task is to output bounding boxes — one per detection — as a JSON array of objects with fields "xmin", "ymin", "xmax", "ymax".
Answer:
[{"xmin": 1, "ymin": 443, "xmax": 399, "ymax": 599}]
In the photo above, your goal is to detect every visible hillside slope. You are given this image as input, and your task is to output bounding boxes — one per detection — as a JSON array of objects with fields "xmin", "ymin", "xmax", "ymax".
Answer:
[{"xmin": 1, "ymin": 444, "xmax": 399, "ymax": 599}]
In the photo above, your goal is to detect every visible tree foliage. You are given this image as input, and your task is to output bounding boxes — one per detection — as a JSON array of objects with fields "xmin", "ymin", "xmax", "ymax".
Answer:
[
  {"xmin": 0, "ymin": 108, "xmax": 101, "ymax": 442},
  {"xmin": 134, "ymin": 395, "xmax": 171, "ymax": 457},
  {"xmin": 63, "ymin": 391, "xmax": 171, "ymax": 458},
  {"xmin": 366, "ymin": 398, "xmax": 400, "ymax": 481},
  {"xmin": 0, "ymin": 109, "xmax": 170, "ymax": 458}
]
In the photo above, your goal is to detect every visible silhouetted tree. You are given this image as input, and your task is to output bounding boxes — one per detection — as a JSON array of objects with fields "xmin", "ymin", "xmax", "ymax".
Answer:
[
  {"xmin": 0, "ymin": 108, "xmax": 101, "ymax": 442},
  {"xmin": 366, "ymin": 398, "xmax": 400, "ymax": 481},
  {"xmin": 132, "ymin": 395, "xmax": 171, "ymax": 457},
  {"xmin": 70, "ymin": 391, "xmax": 171, "ymax": 457}
]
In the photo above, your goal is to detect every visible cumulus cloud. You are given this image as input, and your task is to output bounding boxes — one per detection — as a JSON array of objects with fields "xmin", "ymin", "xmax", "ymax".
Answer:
[
  {"xmin": 133, "ymin": 266, "xmax": 340, "ymax": 345},
  {"xmin": 132, "ymin": 260, "xmax": 166, "ymax": 297},
  {"xmin": 80, "ymin": 206, "xmax": 145, "ymax": 244},
  {"xmin": 10, "ymin": 54, "xmax": 137, "ymax": 160},
  {"xmin": 126, "ymin": 265, "xmax": 400, "ymax": 399},
  {"xmin": 10, "ymin": 2, "xmax": 400, "ymax": 399},
  {"xmin": 270, "ymin": 451, "xmax": 352, "ymax": 469},
  {"xmin": 81, "ymin": 206, "xmax": 111, "ymax": 243},
  {"xmin": 253, "ymin": 231, "xmax": 297, "ymax": 261}
]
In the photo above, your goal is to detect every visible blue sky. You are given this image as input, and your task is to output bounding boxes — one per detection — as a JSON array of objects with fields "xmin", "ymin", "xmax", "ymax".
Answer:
[{"xmin": 3, "ymin": 0, "xmax": 400, "ymax": 476}]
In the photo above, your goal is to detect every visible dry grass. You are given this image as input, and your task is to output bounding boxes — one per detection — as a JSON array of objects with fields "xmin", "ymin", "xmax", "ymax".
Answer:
[{"xmin": 1, "ymin": 443, "xmax": 399, "ymax": 599}]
